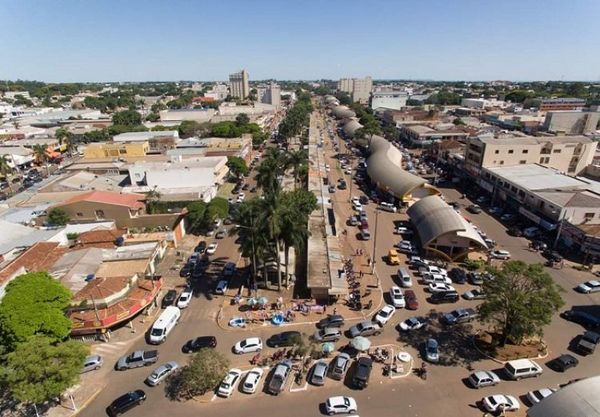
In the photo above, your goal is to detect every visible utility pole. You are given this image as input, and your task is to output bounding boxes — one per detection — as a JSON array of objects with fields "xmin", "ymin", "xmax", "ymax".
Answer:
[
  {"xmin": 371, "ymin": 210, "xmax": 379, "ymax": 285},
  {"xmin": 553, "ymin": 211, "xmax": 570, "ymax": 250}
]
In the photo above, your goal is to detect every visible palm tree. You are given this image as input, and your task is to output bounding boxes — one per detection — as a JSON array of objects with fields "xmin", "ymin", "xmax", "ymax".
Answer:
[
  {"xmin": 279, "ymin": 205, "xmax": 308, "ymax": 288},
  {"xmin": 261, "ymin": 191, "xmax": 284, "ymax": 291},
  {"xmin": 0, "ymin": 155, "xmax": 15, "ymax": 193},
  {"xmin": 56, "ymin": 127, "xmax": 75, "ymax": 155},
  {"xmin": 32, "ymin": 144, "xmax": 50, "ymax": 176},
  {"xmin": 285, "ymin": 149, "xmax": 307, "ymax": 189},
  {"xmin": 230, "ymin": 199, "xmax": 264, "ymax": 281}
]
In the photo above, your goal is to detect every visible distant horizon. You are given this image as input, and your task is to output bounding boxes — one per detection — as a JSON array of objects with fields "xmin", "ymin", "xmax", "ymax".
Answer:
[{"xmin": 2, "ymin": 0, "xmax": 600, "ymax": 82}]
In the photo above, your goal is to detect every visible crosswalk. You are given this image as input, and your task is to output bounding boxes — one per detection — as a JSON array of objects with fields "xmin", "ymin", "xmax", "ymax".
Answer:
[{"xmin": 90, "ymin": 341, "xmax": 129, "ymax": 358}]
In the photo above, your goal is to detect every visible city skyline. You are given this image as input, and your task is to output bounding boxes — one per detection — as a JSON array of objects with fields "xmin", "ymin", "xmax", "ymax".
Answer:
[{"xmin": 1, "ymin": 0, "xmax": 600, "ymax": 82}]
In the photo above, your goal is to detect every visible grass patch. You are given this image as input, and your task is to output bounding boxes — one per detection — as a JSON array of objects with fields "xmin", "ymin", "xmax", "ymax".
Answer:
[{"xmin": 217, "ymin": 182, "xmax": 235, "ymax": 198}]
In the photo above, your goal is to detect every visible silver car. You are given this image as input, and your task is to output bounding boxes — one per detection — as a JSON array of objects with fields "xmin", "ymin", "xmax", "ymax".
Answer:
[
  {"xmin": 310, "ymin": 361, "xmax": 328, "ymax": 386},
  {"xmin": 313, "ymin": 327, "xmax": 342, "ymax": 342},
  {"xmin": 330, "ymin": 353, "xmax": 351, "ymax": 380},
  {"xmin": 81, "ymin": 355, "xmax": 103, "ymax": 373},
  {"xmin": 146, "ymin": 361, "xmax": 179, "ymax": 387},
  {"xmin": 468, "ymin": 370, "xmax": 500, "ymax": 388}
]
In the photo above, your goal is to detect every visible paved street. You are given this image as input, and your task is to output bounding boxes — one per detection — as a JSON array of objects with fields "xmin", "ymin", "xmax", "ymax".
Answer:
[{"xmin": 77, "ymin": 107, "xmax": 600, "ymax": 417}]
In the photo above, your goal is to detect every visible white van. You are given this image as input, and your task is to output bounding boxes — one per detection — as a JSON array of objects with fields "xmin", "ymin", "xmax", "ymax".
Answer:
[
  {"xmin": 503, "ymin": 359, "xmax": 543, "ymax": 380},
  {"xmin": 149, "ymin": 306, "xmax": 181, "ymax": 344},
  {"xmin": 379, "ymin": 202, "xmax": 397, "ymax": 213}
]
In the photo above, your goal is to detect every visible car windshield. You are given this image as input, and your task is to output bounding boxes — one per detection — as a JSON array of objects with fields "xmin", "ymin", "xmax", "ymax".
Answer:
[
  {"xmin": 489, "ymin": 397, "xmax": 497, "ymax": 406},
  {"xmin": 240, "ymin": 340, "xmax": 247, "ymax": 347},
  {"xmin": 407, "ymin": 318, "xmax": 417, "ymax": 325},
  {"xmin": 344, "ymin": 398, "xmax": 350, "ymax": 406}
]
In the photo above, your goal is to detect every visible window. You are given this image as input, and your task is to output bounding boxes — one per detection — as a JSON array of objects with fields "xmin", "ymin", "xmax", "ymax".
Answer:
[
  {"xmin": 540, "ymin": 157, "xmax": 550, "ymax": 164},
  {"xmin": 508, "ymin": 149, "xmax": 514, "ymax": 154},
  {"xmin": 553, "ymin": 149, "xmax": 561, "ymax": 153},
  {"xmin": 95, "ymin": 210, "xmax": 105, "ymax": 219},
  {"xmin": 522, "ymin": 149, "xmax": 528, "ymax": 154},
  {"xmin": 585, "ymin": 213, "xmax": 595, "ymax": 220},
  {"xmin": 119, "ymin": 149, "xmax": 127, "ymax": 154},
  {"xmin": 76, "ymin": 212, "xmax": 83, "ymax": 217},
  {"xmin": 494, "ymin": 150, "xmax": 499, "ymax": 154},
  {"xmin": 539, "ymin": 157, "xmax": 544, "ymax": 164},
  {"xmin": 519, "ymin": 160, "xmax": 526, "ymax": 164},
  {"xmin": 500, "ymin": 160, "xmax": 504, "ymax": 165}
]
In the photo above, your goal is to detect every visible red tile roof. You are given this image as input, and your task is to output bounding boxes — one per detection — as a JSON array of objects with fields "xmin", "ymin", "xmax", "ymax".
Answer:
[
  {"xmin": 0, "ymin": 242, "xmax": 67, "ymax": 285},
  {"xmin": 56, "ymin": 191, "xmax": 146, "ymax": 209},
  {"xmin": 75, "ymin": 228, "xmax": 127, "ymax": 249}
]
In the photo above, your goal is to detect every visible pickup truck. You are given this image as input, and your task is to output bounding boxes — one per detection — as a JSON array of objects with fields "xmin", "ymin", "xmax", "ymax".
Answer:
[
  {"xmin": 442, "ymin": 308, "xmax": 479, "ymax": 325},
  {"xmin": 116, "ymin": 350, "xmax": 158, "ymax": 371},
  {"xmin": 576, "ymin": 330, "xmax": 600, "ymax": 355},
  {"xmin": 267, "ymin": 360, "xmax": 292, "ymax": 395}
]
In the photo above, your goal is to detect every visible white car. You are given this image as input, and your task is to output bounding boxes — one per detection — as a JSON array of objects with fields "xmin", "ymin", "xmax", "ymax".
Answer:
[
  {"xmin": 233, "ymin": 337, "xmax": 263, "ymax": 354},
  {"xmin": 419, "ymin": 265, "xmax": 447, "ymax": 276},
  {"xmin": 325, "ymin": 396, "xmax": 358, "ymax": 416},
  {"xmin": 217, "ymin": 368, "xmax": 242, "ymax": 397},
  {"xmin": 394, "ymin": 226, "xmax": 413, "ymax": 235},
  {"xmin": 422, "ymin": 273, "xmax": 452, "ymax": 285},
  {"xmin": 352, "ymin": 202, "xmax": 363, "ymax": 211},
  {"xmin": 236, "ymin": 193, "xmax": 245, "ymax": 203},
  {"xmin": 389, "ymin": 286, "xmax": 406, "ymax": 308},
  {"xmin": 428, "ymin": 283, "xmax": 456, "ymax": 293},
  {"xmin": 398, "ymin": 316, "xmax": 427, "ymax": 331},
  {"xmin": 490, "ymin": 250, "xmax": 511, "ymax": 260},
  {"xmin": 373, "ymin": 304, "xmax": 396, "ymax": 326},
  {"xmin": 206, "ymin": 243, "xmax": 218, "ymax": 255},
  {"xmin": 482, "ymin": 395, "xmax": 520, "ymax": 413},
  {"xmin": 526, "ymin": 388, "xmax": 555, "ymax": 405},
  {"xmin": 241, "ymin": 367, "xmax": 264, "ymax": 394},
  {"xmin": 177, "ymin": 288, "xmax": 193, "ymax": 308},
  {"xmin": 351, "ymin": 196, "xmax": 360, "ymax": 205},
  {"xmin": 576, "ymin": 280, "xmax": 600, "ymax": 294},
  {"xmin": 379, "ymin": 202, "xmax": 397, "ymax": 213},
  {"xmin": 397, "ymin": 240, "xmax": 413, "ymax": 252}
]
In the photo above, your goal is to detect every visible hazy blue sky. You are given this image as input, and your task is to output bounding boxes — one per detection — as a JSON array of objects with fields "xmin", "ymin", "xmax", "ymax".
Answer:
[{"xmin": 1, "ymin": 0, "xmax": 599, "ymax": 82}]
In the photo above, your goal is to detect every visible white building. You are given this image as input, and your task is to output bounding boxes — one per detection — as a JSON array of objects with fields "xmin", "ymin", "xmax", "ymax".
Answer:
[
  {"xmin": 0, "ymin": 146, "xmax": 35, "ymax": 170},
  {"xmin": 229, "ymin": 69, "xmax": 250, "ymax": 99},
  {"xmin": 204, "ymin": 84, "xmax": 229, "ymax": 101},
  {"xmin": 461, "ymin": 98, "xmax": 507, "ymax": 109},
  {"xmin": 337, "ymin": 77, "xmax": 373, "ymax": 104},
  {"xmin": 256, "ymin": 83, "xmax": 281, "ymax": 108},
  {"xmin": 112, "ymin": 131, "xmax": 179, "ymax": 143},
  {"xmin": 370, "ymin": 90, "xmax": 408, "ymax": 111}
]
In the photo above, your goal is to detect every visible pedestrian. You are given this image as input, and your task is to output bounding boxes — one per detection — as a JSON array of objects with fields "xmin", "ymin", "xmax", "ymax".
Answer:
[
  {"xmin": 333, "ymin": 308, "xmax": 337, "ymax": 315},
  {"xmin": 360, "ymin": 270, "xmax": 364, "ymax": 278},
  {"xmin": 323, "ymin": 305, "xmax": 327, "ymax": 314}
]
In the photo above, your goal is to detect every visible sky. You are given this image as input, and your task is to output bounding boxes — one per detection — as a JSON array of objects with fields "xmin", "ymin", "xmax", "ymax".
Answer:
[{"xmin": 1, "ymin": 0, "xmax": 600, "ymax": 82}]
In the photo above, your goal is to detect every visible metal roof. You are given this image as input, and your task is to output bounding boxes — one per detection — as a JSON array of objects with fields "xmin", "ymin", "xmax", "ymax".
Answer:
[
  {"xmin": 332, "ymin": 105, "xmax": 356, "ymax": 119},
  {"xmin": 487, "ymin": 164, "xmax": 588, "ymax": 191},
  {"xmin": 527, "ymin": 376, "xmax": 600, "ymax": 417},
  {"xmin": 407, "ymin": 195, "xmax": 487, "ymax": 248},
  {"xmin": 366, "ymin": 135, "xmax": 426, "ymax": 198},
  {"xmin": 343, "ymin": 119, "xmax": 362, "ymax": 138}
]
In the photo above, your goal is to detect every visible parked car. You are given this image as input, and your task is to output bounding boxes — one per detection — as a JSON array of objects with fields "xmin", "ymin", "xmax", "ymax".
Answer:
[
  {"xmin": 330, "ymin": 353, "xmax": 351, "ymax": 381},
  {"xmin": 449, "ymin": 268, "xmax": 467, "ymax": 284},
  {"xmin": 317, "ymin": 314, "xmax": 345, "ymax": 328},
  {"xmin": 467, "ymin": 204, "xmax": 482, "ymax": 214},
  {"xmin": 500, "ymin": 213, "xmax": 516, "ymax": 222},
  {"xmin": 526, "ymin": 388, "xmax": 555, "ymax": 405},
  {"xmin": 146, "ymin": 361, "xmax": 178, "ymax": 387},
  {"xmin": 325, "ymin": 396, "xmax": 358, "ymax": 416},
  {"xmin": 107, "ymin": 390, "xmax": 146, "ymax": 416},
  {"xmin": 267, "ymin": 331, "xmax": 301, "ymax": 347},
  {"xmin": 116, "ymin": 350, "xmax": 158, "ymax": 370},
  {"xmin": 241, "ymin": 367, "xmax": 264, "ymax": 394},
  {"xmin": 179, "ymin": 264, "xmax": 192, "ymax": 278},
  {"xmin": 373, "ymin": 304, "xmax": 396, "ymax": 326},
  {"xmin": 550, "ymin": 354, "xmax": 579, "ymax": 372},
  {"xmin": 234, "ymin": 337, "xmax": 263, "ymax": 354},
  {"xmin": 387, "ymin": 249, "xmax": 401, "ymax": 265},
  {"xmin": 561, "ymin": 309, "xmax": 600, "ymax": 328},
  {"xmin": 468, "ymin": 272, "xmax": 484, "ymax": 285},
  {"xmin": 218, "ymin": 368, "xmax": 242, "ymax": 397},
  {"xmin": 349, "ymin": 320, "xmax": 382, "ymax": 338},
  {"xmin": 348, "ymin": 216, "xmax": 358, "ymax": 226},
  {"xmin": 395, "ymin": 226, "xmax": 413, "ymax": 235},
  {"xmin": 463, "ymin": 289, "xmax": 486, "ymax": 300},
  {"xmin": 313, "ymin": 327, "xmax": 342, "ymax": 342},
  {"xmin": 404, "ymin": 290, "xmax": 419, "ymax": 310},
  {"xmin": 425, "ymin": 338, "xmax": 439, "ymax": 362},
  {"xmin": 429, "ymin": 291, "xmax": 459, "ymax": 304},
  {"xmin": 523, "ymin": 226, "xmax": 541, "ymax": 238},
  {"xmin": 205, "ymin": 243, "xmax": 218, "ymax": 255},
  {"xmin": 428, "ymin": 283, "xmax": 456, "ymax": 293},
  {"xmin": 397, "ymin": 268, "xmax": 413, "ymax": 287},
  {"xmin": 468, "ymin": 370, "xmax": 500, "ymax": 388},
  {"xmin": 81, "ymin": 355, "xmax": 103, "ymax": 373},
  {"xmin": 576, "ymin": 330, "xmax": 600, "ymax": 355},
  {"xmin": 507, "ymin": 226, "xmax": 523, "ymax": 237},
  {"xmin": 482, "ymin": 395, "xmax": 520, "ymax": 413},
  {"xmin": 442, "ymin": 308, "xmax": 478, "ymax": 325},
  {"xmin": 419, "ymin": 265, "xmax": 448, "ymax": 276},
  {"xmin": 182, "ymin": 336, "xmax": 217, "ymax": 353},
  {"xmin": 352, "ymin": 357, "xmax": 373, "ymax": 389},
  {"xmin": 397, "ymin": 240, "xmax": 414, "ymax": 253},
  {"xmin": 177, "ymin": 288, "xmax": 193, "ymax": 308},
  {"xmin": 310, "ymin": 361, "xmax": 329, "ymax": 386},
  {"xmin": 576, "ymin": 280, "xmax": 600, "ymax": 294},
  {"xmin": 161, "ymin": 290, "xmax": 178, "ymax": 308},
  {"xmin": 542, "ymin": 250, "xmax": 563, "ymax": 263},
  {"xmin": 422, "ymin": 274, "xmax": 452, "ymax": 285},
  {"xmin": 398, "ymin": 316, "xmax": 427, "ymax": 332},
  {"xmin": 490, "ymin": 250, "xmax": 511, "ymax": 260},
  {"xmin": 409, "ymin": 256, "xmax": 430, "ymax": 268},
  {"xmin": 389, "ymin": 286, "xmax": 406, "ymax": 308},
  {"xmin": 379, "ymin": 202, "xmax": 397, "ymax": 213},
  {"xmin": 267, "ymin": 360, "xmax": 292, "ymax": 395}
]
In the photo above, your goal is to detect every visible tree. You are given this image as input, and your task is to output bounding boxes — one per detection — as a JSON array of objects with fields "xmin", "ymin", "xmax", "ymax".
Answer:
[
  {"xmin": 0, "ymin": 155, "xmax": 14, "ymax": 193},
  {"xmin": 1, "ymin": 336, "xmax": 88, "ymax": 404},
  {"xmin": 285, "ymin": 149, "xmax": 307, "ymax": 189},
  {"xmin": 226, "ymin": 156, "xmax": 249, "ymax": 180},
  {"xmin": 47, "ymin": 208, "xmax": 70, "ymax": 226},
  {"xmin": 178, "ymin": 120, "xmax": 202, "ymax": 138},
  {"xmin": 186, "ymin": 201, "xmax": 207, "ymax": 232},
  {"xmin": 0, "ymin": 272, "xmax": 73, "ymax": 350},
  {"xmin": 32, "ymin": 144, "xmax": 50, "ymax": 175},
  {"xmin": 112, "ymin": 110, "xmax": 142, "ymax": 126},
  {"xmin": 55, "ymin": 127, "xmax": 74, "ymax": 155},
  {"xmin": 235, "ymin": 113, "xmax": 250, "ymax": 127},
  {"xmin": 166, "ymin": 348, "xmax": 229, "ymax": 401},
  {"xmin": 145, "ymin": 112, "xmax": 160, "ymax": 122},
  {"xmin": 252, "ymin": 130, "xmax": 267, "ymax": 148},
  {"xmin": 479, "ymin": 261, "xmax": 564, "ymax": 346}
]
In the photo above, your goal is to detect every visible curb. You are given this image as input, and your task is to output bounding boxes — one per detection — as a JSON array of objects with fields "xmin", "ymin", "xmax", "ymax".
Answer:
[{"xmin": 67, "ymin": 383, "xmax": 106, "ymax": 417}]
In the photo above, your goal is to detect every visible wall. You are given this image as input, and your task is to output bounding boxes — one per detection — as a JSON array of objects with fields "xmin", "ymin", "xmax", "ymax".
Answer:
[
  {"xmin": 543, "ymin": 111, "xmax": 600, "ymax": 135},
  {"xmin": 55, "ymin": 201, "xmax": 137, "ymax": 228},
  {"xmin": 371, "ymin": 93, "xmax": 408, "ymax": 111},
  {"xmin": 84, "ymin": 142, "xmax": 149, "ymax": 159}
]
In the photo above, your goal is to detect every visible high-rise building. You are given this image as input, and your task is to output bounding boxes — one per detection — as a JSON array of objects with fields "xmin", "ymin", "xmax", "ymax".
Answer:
[
  {"xmin": 255, "ymin": 82, "xmax": 281, "ymax": 107},
  {"xmin": 337, "ymin": 78, "xmax": 353, "ymax": 94},
  {"xmin": 337, "ymin": 76, "xmax": 373, "ymax": 104},
  {"xmin": 229, "ymin": 69, "xmax": 250, "ymax": 99}
]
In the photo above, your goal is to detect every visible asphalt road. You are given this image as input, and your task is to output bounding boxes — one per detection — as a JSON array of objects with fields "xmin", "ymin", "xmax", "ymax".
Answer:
[{"xmin": 78, "ymin": 109, "xmax": 600, "ymax": 417}]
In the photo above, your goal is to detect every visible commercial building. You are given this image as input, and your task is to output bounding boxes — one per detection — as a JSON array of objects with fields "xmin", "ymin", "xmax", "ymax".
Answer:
[
  {"xmin": 112, "ymin": 131, "xmax": 179, "ymax": 151},
  {"xmin": 171, "ymin": 135, "xmax": 253, "ymax": 162},
  {"xmin": 539, "ymin": 97, "xmax": 587, "ymax": 111},
  {"xmin": 465, "ymin": 135, "xmax": 596, "ymax": 176},
  {"xmin": 407, "ymin": 195, "xmax": 487, "ymax": 261},
  {"xmin": 229, "ymin": 69, "xmax": 250, "ymax": 99},
  {"xmin": 256, "ymin": 83, "xmax": 281, "ymax": 107},
  {"xmin": 203, "ymin": 83, "xmax": 229, "ymax": 101},
  {"xmin": 460, "ymin": 98, "xmax": 506, "ymax": 109},
  {"xmin": 337, "ymin": 78, "xmax": 353, "ymax": 94},
  {"xmin": 0, "ymin": 146, "xmax": 34, "ymax": 172},
  {"xmin": 83, "ymin": 141, "xmax": 149, "ymax": 159},
  {"xmin": 337, "ymin": 77, "xmax": 373, "ymax": 104},
  {"xmin": 370, "ymin": 90, "xmax": 408, "ymax": 111},
  {"xmin": 400, "ymin": 124, "xmax": 470, "ymax": 147},
  {"xmin": 159, "ymin": 109, "xmax": 215, "ymax": 123},
  {"xmin": 543, "ymin": 109, "xmax": 600, "ymax": 134}
]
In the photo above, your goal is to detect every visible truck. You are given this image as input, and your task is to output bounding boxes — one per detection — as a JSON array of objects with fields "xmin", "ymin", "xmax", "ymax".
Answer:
[
  {"xmin": 576, "ymin": 330, "xmax": 600, "ymax": 355},
  {"xmin": 267, "ymin": 360, "xmax": 292, "ymax": 395},
  {"xmin": 116, "ymin": 350, "xmax": 158, "ymax": 371},
  {"xmin": 442, "ymin": 308, "xmax": 479, "ymax": 325}
]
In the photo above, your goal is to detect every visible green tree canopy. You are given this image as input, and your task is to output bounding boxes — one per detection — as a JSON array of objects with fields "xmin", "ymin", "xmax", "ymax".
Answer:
[
  {"xmin": 226, "ymin": 156, "xmax": 249, "ymax": 180},
  {"xmin": 235, "ymin": 113, "xmax": 250, "ymax": 126},
  {"xmin": 0, "ymin": 272, "xmax": 73, "ymax": 350},
  {"xmin": 166, "ymin": 348, "xmax": 229, "ymax": 401},
  {"xmin": 112, "ymin": 110, "xmax": 142, "ymax": 126},
  {"xmin": 1, "ymin": 336, "xmax": 88, "ymax": 404},
  {"xmin": 479, "ymin": 261, "xmax": 564, "ymax": 346},
  {"xmin": 47, "ymin": 208, "xmax": 70, "ymax": 226}
]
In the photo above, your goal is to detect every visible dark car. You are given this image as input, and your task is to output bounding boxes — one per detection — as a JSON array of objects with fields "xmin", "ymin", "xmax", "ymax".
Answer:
[
  {"xmin": 551, "ymin": 354, "xmax": 579, "ymax": 372},
  {"xmin": 467, "ymin": 204, "xmax": 482, "ymax": 214},
  {"xmin": 179, "ymin": 264, "xmax": 192, "ymax": 278},
  {"xmin": 267, "ymin": 331, "xmax": 301, "ymax": 347},
  {"xmin": 531, "ymin": 240, "xmax": 548, "ymax": 251},
  {"xmin": 429, "ymin": 291, "xmax": 459, "ymax": 304},
  {"xmin": 195, "ymin": 241, "xmax": 207, "ymax": 254},
  {"xmin": 107, "ymin": 390, "xmax": 146, "ymax": 416},
  {"xmin": 576, "ymin": 330, "xmax": 600, "ymax": 355},
  {"xmin": 352, "ymin": 356, "xmax": 373, "ymax": 389},
  {"xmin": 338, "ymin": 181, "xmax": 347, "ymax": 190},
  {"xmin": 542, "ymin": 250, "xmax": 562, "ymax": 263},
  {"xmin": 215, "ymin": 230, "xmax": 226, "ymax": 239},
  {"xmin": 404, "ymin": 290, "xmax": 419, "ymax": 310},
  {"xmin": 467, "ymin": 272, "xmax": 484, "ymax": 285},
  {"xmin": 507, "ymin": 226, "xmax": 523, "ymax": 237},
  {"xmin": 161, "ymin": 290, "xmax": 178, "ymax": 308},
  {"xmin": 242, "ymin": 183, "xmax": 249, "ymax": 190},
  {"xmin": 317, "ymin": 315, "xmax": 345, "ymax": 329},
  {"xmin": 449, "ymin": 268, "xmax": 467, "ymax": 284},
  {"xmin": 359, "ymin": 196, "xmax": 369, "ymax": 205},
  {"xmin": 561, "ymin": 310, "xmax": 600, "ymax": 328},
  {"xmin": 182, "ymin": 336, "xmax": 217, "ymax": 353}
]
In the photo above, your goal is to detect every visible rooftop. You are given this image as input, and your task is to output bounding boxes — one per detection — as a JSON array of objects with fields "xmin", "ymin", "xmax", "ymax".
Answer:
[
  {"xmin": 486, "ymin": 164, "xmax": 589, "ymax": 191},
  {"xmin": 112, "ymin": 131, "xmax": 178, "ymax": 142},
  {"xmin": 56, "ymin": 191, "xmax": 146, "ymax": 209}
]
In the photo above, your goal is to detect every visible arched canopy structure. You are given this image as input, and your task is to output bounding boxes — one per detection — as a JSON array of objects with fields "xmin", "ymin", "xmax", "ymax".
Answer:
[{"xmin": 332, "ymin": 105, "xmax": 356, "ymax": 119}]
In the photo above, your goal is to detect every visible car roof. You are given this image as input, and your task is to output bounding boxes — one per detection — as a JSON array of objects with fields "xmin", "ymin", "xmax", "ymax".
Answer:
[{"xmin": 244, "ymin": 337, "xmax": 260, "ymax": 343}]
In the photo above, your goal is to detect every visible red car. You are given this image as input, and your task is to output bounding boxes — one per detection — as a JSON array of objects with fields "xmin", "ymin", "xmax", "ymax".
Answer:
[
  {"xmin": 404, "ymin": 290, "xmax": 419, "ymax": 310},
  {"xmin": 360, "ymin": 220, "xmax": 369, "ymax": 230}
]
